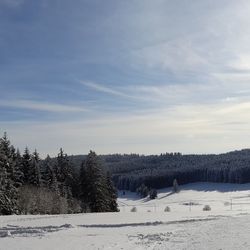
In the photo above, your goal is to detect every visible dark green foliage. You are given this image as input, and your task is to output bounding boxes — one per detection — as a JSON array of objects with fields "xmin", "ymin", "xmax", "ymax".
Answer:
[
  {"xmin": 56, "ymin": 149, "xmax": 70, "ymax": 182},
  {"xmin": 0, "ymin": 144, "xmax": 10, "ymax": 215},
  {"xmin": 21, "ymin": 147, "xmax": 31, "ymax": 184},
  {"xmin": 56, "ymin": 148, "xmax": 74, "ymax": 192},
  {"xmin": 136, "ymin": 183, "xmax": 149, "ymax": 198},
  {"xmin": 1, "ymin": 133, "xmax": 15, "ymax": 181},
  {"xmin": 57, "ymin": 149, "xmax": 74, "ymax": 199},
  {"xmin": 79, "ymin": 161, "xmax": 87, "ymax": 201},
  {"xmin": 0, "ymin": 133, "xmax": 19, "ymax": 215},
  {"xmin": 0, "ymin": 133, "xmax": 118, "ymax": 215},
  {"xmin": 82, "ymin": 151, "xmax": 109, "ymax": 212},
  {"xmin": 149, "ymin": 189, "xmax": 157, "ymax": 199},
  {"xmin": 12, "ymin": 149, "xmax": 24, "ymax": 188},
  {"xmin": 42, "ymin": 155, "xmax": 59, "ymax": 192},
  {"xmin": 106, "ymin": 172, "xmax": 119, "ymax": 212},
  {"xmin": 42, "ymin": 155, "xmax": 53, "ymax": 185},
  {"xmin": 173, "ymin": 178, "xmax": 179, "ymax": 193},
  {"xmin": 0, "ymin": 191, "xmax": 17, "ymax": 215},
  {"xmin": 54, "ymin": 148, "xmax": 76, "ymax": 213},
  {"xmin": 48, "ymin": 150, "xmax": 250, "ymax": 191},
  {"xmin": 99, "ymin": 151, "xmax": 250, "ymax": 191},
  {"xmin": 79, "ymin": 151, "xmax": 118, "ymax": 212},
  {"xmin": 28, "ymin": 150, "xmax": 42, "ymax": 186}
]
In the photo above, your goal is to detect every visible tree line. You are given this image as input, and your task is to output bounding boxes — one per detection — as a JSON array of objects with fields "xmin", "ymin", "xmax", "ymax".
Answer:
[
  {"xmin": 109, "ymin": 151, "xmax": 250, "ymax": 191},
  {"xmin": 0, "ymin": 133, "xmax": 118, "ymax": 215},
  {"xmin": 67, "ymin": 151, "xmax": 250, "ymax": 192}
]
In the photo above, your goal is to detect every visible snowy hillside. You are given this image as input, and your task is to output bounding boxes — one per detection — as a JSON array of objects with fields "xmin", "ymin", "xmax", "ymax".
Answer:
[{"xmin": 2, "ymin": 182, "xmax": 250, "ymax": 250}]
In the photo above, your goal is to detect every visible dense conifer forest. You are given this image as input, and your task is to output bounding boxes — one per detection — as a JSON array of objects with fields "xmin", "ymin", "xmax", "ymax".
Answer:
[
  {"xmin": 0, "ymin": 133, "xmax": 118, "ymax": 215},
  {"xmin": 69, "ymin": 150, "xmax": 250, "ymax": 191}
]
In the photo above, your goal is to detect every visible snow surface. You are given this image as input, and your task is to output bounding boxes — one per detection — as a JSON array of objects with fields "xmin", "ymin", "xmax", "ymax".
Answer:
[{"xmin": 2, "ymin": 182, "xmax": 250, "ymax": 249}]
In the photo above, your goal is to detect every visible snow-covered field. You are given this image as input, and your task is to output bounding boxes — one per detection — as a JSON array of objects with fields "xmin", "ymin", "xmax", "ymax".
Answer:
[{"xmin": 2, "ymin": 182, "xmax": 250, "ymax": 250}]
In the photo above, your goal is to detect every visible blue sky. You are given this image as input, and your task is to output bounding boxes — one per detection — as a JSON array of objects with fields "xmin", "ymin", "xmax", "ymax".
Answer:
[{"xmin": 1, "ymin": 0, "xmax": 250, "ymax": 157}]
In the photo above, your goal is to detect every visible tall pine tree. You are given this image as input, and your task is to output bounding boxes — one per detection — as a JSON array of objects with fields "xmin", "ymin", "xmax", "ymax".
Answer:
[
  {"xmin": 0, "ymin": 133, "xmax": 19, "ymax": 215},
  {"xmin": 21, "ymin": 147, "xmax": 31, "ymax": 184},
  {"xmin": 55, "ymin": 148, "xmax": 75, "ymax": 213},
  {"xmin": 28, "ymin": 150, "xmax": 42, "ymax": 186},
  {"xmin": 42, "ymin": 155, "xmax": 59, "ymax": 192},
  {"xmin": 106, "ymin": 172, "xmax": 119, "ymax": 212},
  {"xmin": 12, "ymin": 149, "xmax": 24, "ymax": 188},
  {"xmin": 80, "ymin": 151, "xmax": 111, "ymax": 212}
]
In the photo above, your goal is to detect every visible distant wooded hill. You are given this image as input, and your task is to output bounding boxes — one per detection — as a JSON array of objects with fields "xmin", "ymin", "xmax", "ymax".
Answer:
[{"xmin": 66, "ymin": 149, "xmax": 250, "ymax": 191}]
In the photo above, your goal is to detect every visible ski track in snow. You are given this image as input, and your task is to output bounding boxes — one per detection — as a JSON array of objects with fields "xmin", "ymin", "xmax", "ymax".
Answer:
[
  {"xmin": 0, "ymin": 224, "xmax": 74, "ymax": 238},
  {"xmin": 0, "ymin": 217, "xmax": 219, "ymax": 238}
]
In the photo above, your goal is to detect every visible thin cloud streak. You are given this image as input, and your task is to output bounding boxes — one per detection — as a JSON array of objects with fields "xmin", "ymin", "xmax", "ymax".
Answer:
[
  {"xmin": 79, "ymin": 79, "xmax": 248, "ymax": 108},
  {"xmin": 0, "ymin": 99, "xmax": 88, "ymax": 113},
  {"xmin": 3, "ymin": 98, "xmax": 250, "ymax": 157},
  {"xmin": 79, "ymin": 80, "xmax": 156, "ymax": 102},
  {"xmin": 79, "ymin": 80, "xmax": 130, "ymax": 98}
]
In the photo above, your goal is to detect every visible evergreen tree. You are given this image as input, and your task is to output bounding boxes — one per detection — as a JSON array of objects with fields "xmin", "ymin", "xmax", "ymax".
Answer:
[
  {"xmin": 55, "ymin": 148, "xmax": 76, "ymax": 213},
  {"xmin": 56, "ymin": 148, "xmax": 74, "ymax": 198},
  {"xmin": 42, "ymin": 155, "xmax": 58, "ymax": 191},
  {"xmin": 0, "ymin": 133, "xmax": 19, "ymax": 215},
  {"xmin": 12, "ymin": 149, "xmax": 24, "ymax": 188},
  {"xmin": 1, "ymin": 133, "xmax": 11, "ymax": 156},
  {"xmin": 82, "ymin": 151, "xmax": 110, "ymax": 212},
  {"xmin": 56, "ymin": 149, "xmax": 71, "ymax": 183},
  {"xmin": 173, "ymin": 178, "xmax": 179, "ymax": 193},
  {"xmin": 0, "ymin": 142, "xmax": 9, "ymax": 214},
  {"xmin": 21, "ymin": 147, "xmax": 31, "ymax": 184},
  {"xmin": 0, "ymin": 133, "xmax": 14, "ymax": 180},
  {"xmin": 79, "ymin": 161, "xmax": 87, "ymax": 200},
  {"xmin": 149, "ymin": 189, "xmax": 157, "ymax": 199},
  {"xmin": 136, "ymin": 183, "xmax": 149, "ymax": 198},
  {"xmin": 28, "ymin": 150, "xmax": 42, "ymax": 186},
  {"xmin": 106, "ymin": 172, "xmax": 119, "ymax": 212}
]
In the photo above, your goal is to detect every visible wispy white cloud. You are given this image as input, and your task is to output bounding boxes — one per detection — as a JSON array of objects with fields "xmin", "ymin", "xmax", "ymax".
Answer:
[
  {"xmin": 79, "ymin": 77, "xmax": 250, "ymax": 110},
  {"xmin": 131, "ymin": 37, "xmax": 210, "ymax": 74},
  {"xmin": 79, "ymin": 80, "xmax": 131, "ymax": 98},
  {"xmin": 128, "ymin": 0, "xmax": 250, "ymax": 87},
  {"xmin": 3, "ymin": 97, "xmax": 250, "ymax": 157},
  {"xmin": 0, "ymin": 99, "xmax": 88, "ymax": 113}
]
